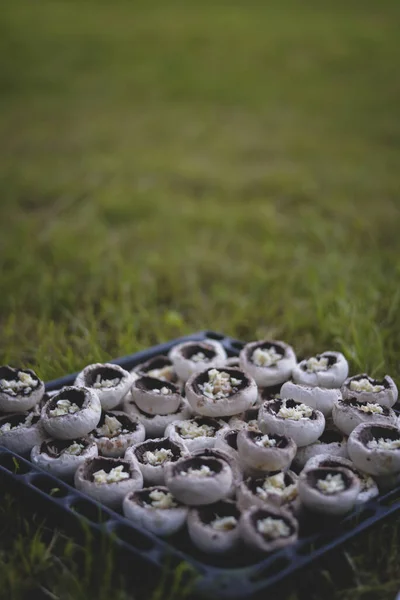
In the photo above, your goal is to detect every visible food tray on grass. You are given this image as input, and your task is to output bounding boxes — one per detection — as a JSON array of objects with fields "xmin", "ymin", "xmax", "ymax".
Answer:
[{"xmin": 1, "ymin": 330, "xmax": 400, "ymax": 600}]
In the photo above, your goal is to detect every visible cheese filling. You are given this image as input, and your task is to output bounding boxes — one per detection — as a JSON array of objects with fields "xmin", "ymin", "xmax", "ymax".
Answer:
[
  {"xmin": 256, "ymin": 517, "xmax": 291, "ymax": 539},
  {"xmin": 49, "ymin": 399, "xmax": 80, "ymax": 417},
  {"xmin": 256, "ymin": 472, "xmax": 297, "ymax": 502},
  {"xmin": 191, "ymin": 351, "xmax": 210, "ymax": 363},
  {"xmin": 350, "ymin": 378, "xmax": 384, "ymax": 393},
  {"xmin": 151, "ymin": 387, "xmax": 172, "ymax": 395},
  {"xmin": 147, "ymin": 365, "xmax": 175, "ymax": 381},
  {"xmin": 93, "ymin": 465, "xmax": 129, "ymax": 484},
  {"xmin": 0, "ymin": 412, "xmax": 36, "ymax": 433},
  {"xmin": 316, "ymin": 473, "xmax": 345, "ymax": 494},
  {"xmin": 178, "ymin": 420, "xmax": 215, "ymax": 439},
  {"xmin": 305, "ymin": 356, "xmax": 329, "ymax": 373},
  {"xmin": 255, "ymin": 434, "xmax": 277, "ymax": 448},
  {"xmin": 357, "ymin": 403, "xmax": 384, "ymax": 415},
  {"xmin": 148, "ymin": 490, "xmax": 177, "ymax": 509},
  {"xmin": 210, "ymin": 516, "xmax": 237, "ymax": 531},
  {"xmin": 277, "ymin": 401, "xmax": 313, "ymax": 421},
  {"xmin": 180, "ymin": 465, "xmax": 213, "ymax": 478},
  {"xmin": 96, "ymin": 415, "xmax": 128, "ymax": 438},
  {"xmin": 64, "ymin": 442, "xmax": 85, "ymax": 455},
  {"xmin": 143, "ymin": 448, "xmax": 174, "ymax": 465},
  {"xmin": 92, "ymin": 374, "xmax": 121, "ymax": 389},
  {"xmin": 366, "ymin": 437, "xmax": 400, "ymax": 450},
  {"xmin": 252, "ymin": 347, "xmax": 282, "ymax": 367},
  {"xmin": 199, "ymin": 369, "xmax": 242, "ymax": 400},
  {"xmin": 0, "ymin": 371, "xmax": 39, "ymax": 396}
]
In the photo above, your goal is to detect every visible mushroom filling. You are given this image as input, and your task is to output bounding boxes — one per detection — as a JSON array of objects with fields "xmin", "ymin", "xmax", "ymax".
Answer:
[
  {"xmin": 349, "ymin": 401, "xmax": 385, "ymax": 415},
  {"xmin": 41, "ymin": 439, "xmax": 86, "ymax": 457},
  {"xmin": 255, "ymin": 473, "xmax": 297, "ymax": 502},
  {"xmin": 92, "ymin": 374, "xmax": 121, "ymax": 389},
  {"xmin": 181, "ymin": 465, "xmax": 214, "ymax": 478},
  {"xmin": 302, "ymin": 354, "xmax": 336, "ymax": 373},
  {"xmin": 143, "ymin": 448, "xmax": 174, "ymax": 465},
  {"xmin": 147, "ymin": 365, "xmax": 175, "ymax": 381},
  {"xmin": 0, "ymin": 370, "xmax": 39, "ymax": 396},
  {"xmin": 0, "ymin": 412, "xmax": 39, "ymax": 433},
  {"xmin": 181, "ymin": 344, "xmax": 216, "ymax": 362},
  {"xmin": 254, "ymin": 434, "xmax": 277, "ymax": 448},
  {"xmin": 199, "ymin": 369, "xmax": 243, "ymax": 400},
  {"xmin": 49, "ymin": 399, "xmax": 80, "ymax": 417},
  {"xmin": 210, "ymin": 516, "xmax": 238, "ymax": 531},
  {"xmin": 147, "ymin": 489, "xmax": 177, "ymax": 509},
  {"xmin": 177, "ymin": 419, "xmax": 216, "ymax": 439},
  {"xmin": 151, "ymin": 386, "xmax": 172, "ymax": 395},
  {"xmin": 349, "ymin": 378, "xmax": 384, "ymax": 393},
  {"xmin": 366, "ymin": 437, "xmax": 400, "ymax": 450},
  {"xmin": 224, "ymin": 430, "xmax": 238, "ymax": 450},
  {"xmin": 316, "ymin": 473, "xmax": 346, "ymax": 494},
  {"xmin": 252, "ymin": 347, "xmax": 282, "ymax": 368},
  {"xmin": 276, "ymin": 400, "xmax": 313, "ymax": 421},
  {"xmin": 95, "ymin": 415, "xmax": 130, "ymax": 438},
  {"xmin": 318, "ymin": 459, "xmax": 375, "ymax": 491},
  {"xmin": 256, "ymin": 517, "xmax": 291, "ymax": 539},
  {"xmin": 92, "ymin": 465, "xmax": 130, "ymax": 484}
]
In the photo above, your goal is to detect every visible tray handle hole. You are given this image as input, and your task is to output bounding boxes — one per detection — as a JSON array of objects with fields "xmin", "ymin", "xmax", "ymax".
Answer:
[
  {"xmin": 204, "ymin": 332, "xmax": 225, "ymax": 341},
  {"xmin": 113, "ymin": 524, "xmax": 154, "ymax": 551},
  {"xmin": 29, "ymin": 475, "xmax": 69, "ymax": 498},
  {"xmin": 230, "ymin": 340, "xmax": 244, "ymax": 351},
  {"xmin": 69, "ymin": 499, "xmax": 111, "ymax": 524},
  {"xmin": 0, "ymin": 452, "xmax": 32, "ymax": 475}
]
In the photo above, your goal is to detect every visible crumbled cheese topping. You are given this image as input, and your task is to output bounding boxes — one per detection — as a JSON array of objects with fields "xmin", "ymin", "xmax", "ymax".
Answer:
[
  {"xmin": 64, "ymin": 442, "xmax": 85, "ymax": 455},
  {"xmin": 191, "ymin": 352, "xmax": 209, "ymax": 363},
  {"xmin": 305, "ymin": 356, "xmax": 329, "ymax": 373},
  {"xmin": 256, "ymin": 517, "xmax": 291, "ymax": 539},
  {"xmin": 148, "ymin": 490, "xmax": 177, "ymax": 509},
  {"xmin": 0, "ymin": 412, "xmax": 37, "ymax": 433},
  {"xmin": 316, "ymin": 473, "xmax": 345, "ymax": 494},
  {"xmin": 277, "ymin": 401, "xmax": 312, "ymax": 421},
  {"xmin": 147, "ymin": 365, "xmax": 175, "ymax": 381},
  {"xmin": 357, "ymin": 403, "xmax": 384, "ymax": 415},
  {"xmin": 92, "ymin": 374, "xmax": 121, "ymax": 389},
  {"xmin": 151, "ymin": 387, "xmax": 171, "ymax": 395},
  {"xmin": 96, "ymin": 415, "xmax": 128, "ymax": 438},
  {"xmin": 247, "ymin": 419, "xmax": 260, "ymax": 432},
  {"xmin": 255, "ymin": 434, "xmax": 277, "ymax": 448},
  {"xmin": 0, "ymin": 422, "xmax": 12, "ymax": 433},
  {"xmin": 49, "ymin": 399, "xmax": 80, "ymax": 417},
  {"xmin": 359, "ymin": 474, "xmax": 375, "ymax": 491},
  {"xmin": 143, "ymin": 448, "xmax": 174, "ymax": 465},
  {"xmin": 252, "ymin": 347, "xmax": 282, "ymax": 367},
  {"xmin": 366, "ymin": 437, "xmax": 400, "ymax": 450},
  {"xmin": 180, "ymin": 465, "xmax": 213, "ymax": 478},
  {"xmin": 256, "ymin": 472, "xmax": 297, "ymax": 502},
  {"xmin": 178, "ymin": 420, "xmax": 215, "ymax": 439},
  {"xmin": 210, "ymin": 516, "xmax": 237, "ymax": 531},
  {"xmin": 93, "ymin": 465, "xmax": 129, "ymax": 484},
  {"xmin": 0, "ymin": 371, "xmax": 39, "ymax": 396},
  {"xmin": 350, "ymin": 378, "xmax": 384, "ymax": 393},
  {"xmin": 199, "ymin": 369, "xmax": 242, "ymax": 400}
]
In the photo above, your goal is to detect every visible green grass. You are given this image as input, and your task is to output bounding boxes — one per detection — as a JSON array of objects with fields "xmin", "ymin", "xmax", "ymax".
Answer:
[{"xmin": 0, "ymin": 0, "xmax": 400, "ymax": 597}]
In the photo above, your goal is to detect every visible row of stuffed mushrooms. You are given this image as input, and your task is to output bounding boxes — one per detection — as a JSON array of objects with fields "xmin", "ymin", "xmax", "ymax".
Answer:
[{"xmin": 0, "ymin": 338, "xmax": 399, "ymax": 555}]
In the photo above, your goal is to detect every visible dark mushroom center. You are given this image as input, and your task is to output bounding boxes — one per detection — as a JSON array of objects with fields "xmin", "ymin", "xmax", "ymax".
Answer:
[
  {"xmin": 85, "ymin": 457, "xmax": 130, "ymax": 481},
  {"xmin": 318, "ymin": 429, "xmax": 343, "ymax": 444},
  {"xmin": 135, "ymin": 376, "xmax": 177, "ymax": 394},
  {"xmin": 224, "ymin": 430, "xmax": 238, "ymax": 450},
  {"xmin": 193, "ymin": 368, "xmax": 248, "ymax": 395},
  {"xmin": 306, "ymin": 467, "xmax": 352, "ymax": 491},
  {"xmin": 301, "ymin": 353, "xmax": 337, "ymax": 371},
  {"xmin": 84, "ymin": 366, "xmax": 123, "ymax": 387},
  {"xmin": 268, "ymin": 398, "xmax": 317, "ymax": 419},
  {"xmin": 174, "ymin": 456, "xmax": 222, "ymax": 477},
  {"xmin": 247, "ymin": 471, "xmax": 295, "ymax": 495},
  {"xmin": 180, "ymin": 343, "xmax": 217, "ymax": 361},
  {"xmin": 94, "ymin": 412, "xmax": 137, "ymax": 437},
  {"xmin": 344, "ymin": 398, "xmax": 390, "ymax": 415},
  {"xmin": 47, "ymin": 388, "xmax": 86, "ymax": 414},
  {"xmin": 249, "ymin": 429, "xmax": 289, "ymax": 448},
  {"xmin": 41, "ymin": 438, "xmax": 89, "ymax": 457},
  {"xmin": 359, "ymin": 425, "xmax": 400, "ymax": 447},
  {"xmin": 0, "ymin": 412, "xmax": 40, "ymax": 429},
  {"xmin": 0, "ymin": 366, "xmax": 40, "ymax": 396},
  {"xmin": 134, "ymin": 438, "xmax": 183, "ymax": 464},
  {"xmin": 129, "ymin": 400, "xmax": 183, "ymax": 419},
  {"xmin": 196, "ymin": 500, "xmax": 240, "ymax": 525}
]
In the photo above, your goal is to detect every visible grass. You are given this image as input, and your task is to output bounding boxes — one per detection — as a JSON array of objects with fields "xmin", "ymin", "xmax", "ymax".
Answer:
[{"xmin": 0, "ymin": 0, "xmax": 400, "ymax": 597}]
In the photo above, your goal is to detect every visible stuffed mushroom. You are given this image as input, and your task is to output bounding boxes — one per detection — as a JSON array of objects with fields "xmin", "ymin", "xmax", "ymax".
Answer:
[
  {"xmin": 347, "ymin": 423, "xmax": 400, "ymax": 476},
  {"xmin": 332, "ymin": 398, "xmax": 397, "ymax": 436},
  {"xmin": 240, "ymin": 505, "xmax": 298, "ymax": 552},
  {"xmin": 169, "ymin": 340, "xmax": 227, "ymax": 382},
  {"xmin": 237, "ymin": 471, "xmax": 298, "ymax": 511},
  {"xmin": 75, "ymin": 363, "xmax": 133, "ymax": 410},
  {"xmin": 341, "ymin": 374, "xmax": 398, "ymax": 408},
  {"xmin": 293, "ymin": 427, "xmax": 348, "ymax": 471},
  {"xmin": 165, "ymin": 416, "xmax": 229, "ymax": 452},
  {"xmin": 126, "ymin": 437, "xmax": 188, "ymax": 485},
  {"xmin": 237, "ymin": 429, "xmax": 297, "ymax": 476},
  {"xmin": 133, "ymin": 355, "xmax": 179, "ymax": 384},
  {"xmin": 280, "ymin": 381, "xmax": 341, "ymax": 417},
  {"xmin": 258, "ymin": 399, "xmax": 325, "ymax": 447},
  {"xmin": 88, "ymin": 411, "xmax": 145, "ymax": 457},
  {"xmin": 228, "ymin": 407, "xmax": 260, "ymax": 432},
  {"xmin": 239, "ymin": 340, "xmax": 296, "ymax": 388},
  {"xmin": 0, "ymin": 366, "xmax": 45, "ymax": 413},
  {"xmin": 298, "ymin": 466, "xmax": 360, "ymax": 515},
  {"xmin": 0, "ymin": 411, "xmax": 45, "ymax": 455},
  {"xmin": 122, "ymin": 396, "xmax": 192, "ymax": 439},
  {"xmin": 130, "ymin": 376, "xmax": 181, "ymax": 416},
  {"xmin": 123, "ymin": 486, "xmax": 188, "ymax": 537},
  {"xmin": 31, "ymin": 437, "xmax": 98, "ymax": 480},
  {"xmin": 187, "ymin": 499, "xmax": 241, "ymax": 554},
  {"xmin": 41, "ymin": 387, "xmax": 101, "ymax": 440},
  {"xmin": 292, "ymin": 352, "xmax": 348, "ymax": 389}
]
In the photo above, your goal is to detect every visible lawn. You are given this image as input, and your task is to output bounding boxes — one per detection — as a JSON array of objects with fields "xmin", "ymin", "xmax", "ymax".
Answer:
[{"xmin": 0, "ymin": 0, "xmax": 400, "ymax": 598}]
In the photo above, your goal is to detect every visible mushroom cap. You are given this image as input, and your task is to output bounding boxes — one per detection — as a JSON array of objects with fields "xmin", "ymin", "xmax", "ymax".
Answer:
[
  {"xmin": 293, "ymin": 427, "xmax": 348, "ymax": 470},
  {"xmin": 74, "ymin": 363, "xmax": 133, "ymax": 410},
  {"xmin": 41, "ymin": 387, "xmax": 102, "ymax": 440},
  {"xmin": 190, "ymin": 447, "xmax": 242, "ymax": 498},
  {"xmin": 332, "ymin": 398, "xmax": 397, "ymax": 436},
  {"xmin": 31, "ymin": 438, "xmax": 98, "ymax": 480},
  {"xmin": 127, "ymin": 437, "xmax": 188, "ymax": 485},
  {"xmin": 123, "ymin": 486, "xmax": 188, "ymax": 537},
  {"xmin": 130, "ymin": 377, "xmax": 182, "ymax": 416},
  {"xmin": 185, "ymin": 367, "xmax": 257, "ymax": 418},
  {"xmin": 122, "ymin": 396, "xmax": 192, "ymax": 438},
  {"xmin": 164, "ymin": 455, "xmax": 233, "ymax": 505},
  {"xmin": 292, "ymin": 351, "xmax": 349, "ymax": 389},
  {"xmin": 224, "ymin": 357, "xmax": 241, "ymax": 369},
  {"xmin": 258, "ymin": 399, "xmax": 325, "ymax": 447},
  {"xmin": 169, "ymin": 340, "xmax": 227, "ymax": 382},
  {"xmin": 239, "ymin": 340, "xmax": 297, "ymax": 387},
  {"xmin": 228, "ymin": 406, "xmax": 260, "ymax": 432},
  {"xmin": 347, "ymin": 422, "xmax": 400, "ymax": 476},
  {"xmin": 237, "ymin": 429, "xmax": 297, "ymax": 476},
  {"xmin": 298, "ymin": 466, "xmax": 360, "ymax": 515},
  {"xmin": 74, "ymin": 456, "xmax": 143, "ymax": 509},
  {"xmin": 88, "ymin": 411, "xmax": 146, "ymax": 458},
  {"xmin": 165, "ymin": 416, "xmax": 229, "ymax": 452},
  {"xmin": 237, "ymin": 471, "xmax": 298, "ymax": 511},
  {"xmin": 341, "ymin": 374, "xmax": 398, "ymax": 408},
  {"xmin": 214, "ymin": 428, "xmax": 240, "ymax": 463},
  {"xmin": 0, "ymin": 366, "xmax": 45, "ymax": 413},
  {"xmin": 187, "ymin": 500, "xmax": 241, "ymax": 554},
  {"xmin": 132, "ymin": 355, "xmax": 179, "ymax": 384},
  {"xmin": 239, "ymin": 505, "xmax": 298, "ymax": 553},
  {"xmin": 0, "ymin": 412, "xmax": 46, "ymax": 455},
  {"xmin": 280, "ymin": 381, "xmax": 341, "ymax": 417}
]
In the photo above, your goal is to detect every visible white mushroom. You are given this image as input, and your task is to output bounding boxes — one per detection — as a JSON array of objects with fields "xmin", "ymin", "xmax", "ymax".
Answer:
[
  {"xmin": 347, "ymin": 423, "xmax": 400, "ymax": 476},
  {"xmin": 293, "ymin": 427, "xmax": 348, "ymax": 470},
  {"xmin": 187, "ymin": 500, "xmax": 241, "ymax": 555},
  {"xmin": 126, "ymin": 437, "xmax": 188, "ymax": 485},
  {"xmin": 123, "ymin": 486, "xmax": 188, "ymax": 537},
  {"xmin": 298, "ymin": 467, "xmax": 360, "ymax": 515},
  {"xmin": 130, "ymin": 377, "xmax": 182, "ymax": 416},
  {"xmin": 88, "ymin": 411, "xmax": 145, "ymax": 458},
  {"xmin": 341, "ymin": 374, "xmax": 398, "ymax": 408},
  {"xmin": 0, "ymin": 366, "xmax": 45, "ymax": 413},
  {"xmin": 228, "ymin": 407, "xmax": 260, "ymax": 432},
  {"xmin": 164, "ymin": 455, "xmax": 233, "ymax": 505},
  {"xmin": 185, "ymin": 367, "xmax": 257, "ymax": 418},
  {"xmin": 239, "ymin": 340, "xmax": 296, "ymax": 387},
  {"xmin": 190, "ymin": 448, "xmax": 242, "ymax": 498},
  {"xmin": 122, "ymin": 396, "xmax": 192, "ymax": 438},
  {"xmin": 169, "ymin": 340, "xmax": 227, "ymax": 382},
  {"xmin": 258, "ymin": 399, "xmax": 325, "ymax": 447},
  {"xmin": 237, "ymin": 429, "xmax": 297, "ymax": 476},
  {"xmin": 165, "ymin": 416, "xmax": 229, "ymax": 452},
  {"xmin": 292, "ymin": 352, "xmax": 349, "ymax": 389},
  {"xmin": 74, "ymin": 456, "xmax": 143, "ymax": 509},
  {"xmin": 224, "ymin": 357, "xmax": 241, "ymax": 369},
  {"xmin": 31, "ymin": 438, "xmax": 98, "ymax": 481},
  {"xmin": 280, "ymin": 380, "xmax": 341, "ymax": 417},
  {"xmin": 132, "ymin": 355, "xmax": 179, "ymax": 384},
  {"xmin": 237, "ymin": 471, "xmax": 298, "ymax": 511},
  {"xmin": 257, "ymin": 385, "xmax": 282, "ymax": 407},
  {"xmin": 41, "ymin": 387, "xmax": 101, "ymax": 440},
  {"xmin": 214, "ymin": 428, "xmax": 241, "ymax": 464},
  {"xmin": 0, "ymin": 411, "xmax": 46, "ymax": 455},
  {"xmin": 332, "ymin": 398, "xmax": 397, "ymax": 436},
  {"xmin": 239, "ymin": 505, "xmax": 298, "ymax": 553},
  {"xmin": 75, "ymin": 363, "xmax": 133, "ymax": 410},
  {"xmin": 302, "ymin": 454, "xmax": 379, "ymax": 505}
]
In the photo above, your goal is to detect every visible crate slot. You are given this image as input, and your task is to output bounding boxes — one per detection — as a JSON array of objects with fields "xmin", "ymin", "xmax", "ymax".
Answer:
[
  {"xmin": 29, "ymin": 474, "xmax": 69, "ymax": 498},
  {"xmin": 69, "ymin": 499, "xmax": 111, "ymax": 524},
  {"xmin": 380, "ymin": 489, "xmax": 400, "ymax": 507},
  {"xmin": 0, "ymin": 452, "xmax": 32, "ymax": 475},
  {"xmin": 112, "ymin": 524, "xmax": 155, "ymax": 551},
  {"xmin": 204, "ymin": 332, "xmax": 225, "ymax": 340}
]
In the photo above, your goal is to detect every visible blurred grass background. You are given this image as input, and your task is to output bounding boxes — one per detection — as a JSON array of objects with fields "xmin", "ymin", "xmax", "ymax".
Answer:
[{"xmin": 0, "ymin": 0, "xmax": 400, "ymax": 598}]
